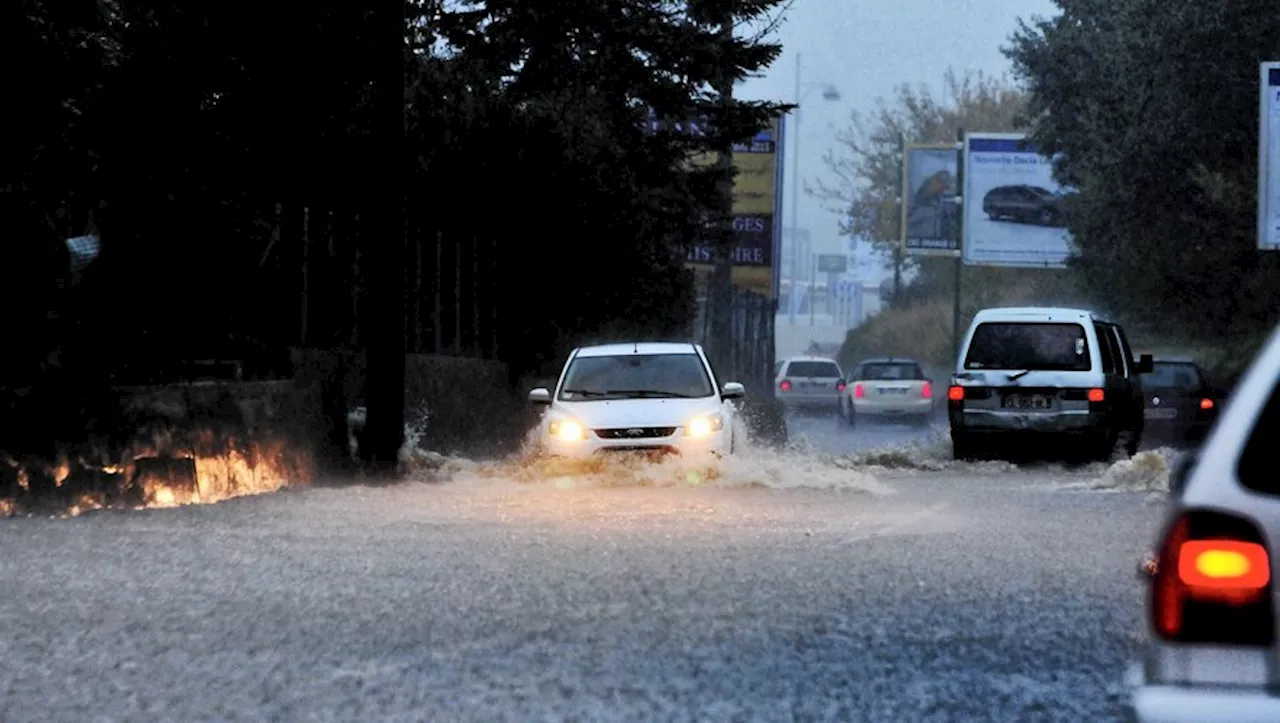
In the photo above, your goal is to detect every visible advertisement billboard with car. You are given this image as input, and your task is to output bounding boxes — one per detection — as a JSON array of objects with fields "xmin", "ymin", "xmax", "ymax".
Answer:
[
  {"xmin": 961, "ymin": 132, "xmax": 1075, "ymax": 268},
  {"xmin": 902, "ymin": 145, "xmax": 959, "ymax": 255}
]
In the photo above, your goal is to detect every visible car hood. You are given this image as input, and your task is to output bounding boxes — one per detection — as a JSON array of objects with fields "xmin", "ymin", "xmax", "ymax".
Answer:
[{"xmin": 549, "ymin": 398, "xmax": 723, "ymax": 428}]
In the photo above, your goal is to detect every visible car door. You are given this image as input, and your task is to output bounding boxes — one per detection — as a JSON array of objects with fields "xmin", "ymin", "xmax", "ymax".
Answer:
[
  {"xmin": 1092, "ymin": 322, "xmax": 1125, "ymax": 432},
  {"xmin": 1107, "ymin": 324, "xmax": 1145, "ymax": 434}
]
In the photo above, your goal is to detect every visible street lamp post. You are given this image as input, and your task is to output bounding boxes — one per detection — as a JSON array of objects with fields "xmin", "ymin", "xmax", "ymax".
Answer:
[{"xmin": 787, "ymin": 52, "xmax": 840, "ymax": 326}]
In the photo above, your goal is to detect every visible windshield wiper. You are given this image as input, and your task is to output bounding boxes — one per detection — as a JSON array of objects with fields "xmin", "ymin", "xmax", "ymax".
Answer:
[
  {"xmin": 603, "ymin": 389, "xmax": 695, "ymax": 398},
  {"xmin": 561, "ymin": 389, "xmax": 609, "ymax": 397}
]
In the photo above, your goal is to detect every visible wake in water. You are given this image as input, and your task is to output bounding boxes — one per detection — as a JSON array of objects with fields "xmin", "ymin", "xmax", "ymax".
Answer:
[{"xmin": 402, "ymin": 414, "xmax": 894, "ymax": 494}]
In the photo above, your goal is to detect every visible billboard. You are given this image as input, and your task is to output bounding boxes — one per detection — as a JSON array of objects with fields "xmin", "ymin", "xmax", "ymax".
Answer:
[
  {"xmin": 961, "ymin": 132, "xmax": 1074, "ymax": 268},
  {"xmin": 684, "ymin": 118, "xmax": 784, "ymax": 297},
  {"xmin": 902, "ymin": 145, "xmax": 959, "ymax": 254},
  {"xmin": 1259, "ymin": 62, "xmax": 1280, "ymax": 250}
]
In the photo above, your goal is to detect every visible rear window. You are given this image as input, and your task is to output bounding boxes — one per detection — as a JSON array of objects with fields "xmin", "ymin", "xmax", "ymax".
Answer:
[
  {"xmin": 858, "ymin": 363, "xmax": 923, "ymax": 380},
  {"xmin": 1239, "ymin": 376, "xmax": 1280, "ymax": 496},
  {"xmin": 964, "ymin": 322, "xmax": 1091, "ymax": 372},
  {"xmin": 785, "ymin": 360, "xmax": 842, "ymax": 378},
  {"xmin": 1142, "ymin": 362, "xmax": 1201, "ymax": 389}
]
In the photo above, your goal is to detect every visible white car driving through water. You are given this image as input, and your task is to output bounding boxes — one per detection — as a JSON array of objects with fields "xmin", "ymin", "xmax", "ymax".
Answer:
[{"xmin": 527, "ymin": 342, "xmax": 744, "ymax": 458}]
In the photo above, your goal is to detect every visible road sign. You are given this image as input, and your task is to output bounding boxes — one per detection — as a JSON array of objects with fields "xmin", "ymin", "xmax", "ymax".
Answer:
[
  {"xmin": 1259, "ymin": 62, "xmax": 1280, "ymax": 250},
  {"xmin": 817, "ymin": 254, "xmax": 848, "ymax": 273}
]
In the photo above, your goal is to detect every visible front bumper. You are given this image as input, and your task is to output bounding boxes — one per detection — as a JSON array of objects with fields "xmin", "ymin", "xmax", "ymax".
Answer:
[
  {"xmin": 1133, "ymin": 684, "xmax": 1280, "ymax": 723},
  {"xmin": 542, "ymin": 428, "xmax": 728, "ymax": 459}
]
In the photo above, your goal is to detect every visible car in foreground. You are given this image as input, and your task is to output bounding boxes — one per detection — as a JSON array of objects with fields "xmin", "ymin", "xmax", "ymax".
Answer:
[
  {"xmin": 1139, "ymin": 357, "xmax": 1221, "ymax": 447},
  {"xmin": 840, "ymin": 356, "xmax": 934, "ymax": 427},
  {"xmin": 1131, "ymin": 324, "xmax": 1280, "ymax": 722},
  {"xmin": 527, "ymin": 342, "xmax": 743, "ymax": 459},
  {"xmin": 774, "ymin": 356, "xmax": 845, "ymax": 414},
  {"xmin": 948, "ymin": 306, "xmax": 1152, "ymax": 461}
]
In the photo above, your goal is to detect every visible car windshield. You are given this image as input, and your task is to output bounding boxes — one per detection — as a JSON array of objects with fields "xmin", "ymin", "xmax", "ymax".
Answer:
[
  {"xmin": 859, "ymin": 363, "xmax": 923, "ymax": 380},
  {"xmin": 785, "ymin": 361, "xmax": 842, "ymax": 378},
  {"xmin": 1143, "ymin": 362, "xmax": 1201, "ymax": 389},
  {"xmin": 964, "ymin": 322, "xmax": 1091, "ymax": 371},
  {"xmin": 558, "ymin": 353, "xmax": 714, "ymax": 400}
]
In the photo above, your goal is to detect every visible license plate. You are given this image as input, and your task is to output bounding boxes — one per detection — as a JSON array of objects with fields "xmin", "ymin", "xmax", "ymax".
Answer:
[
  {"xmin": 878, "ymin": 387, "xmax": 908, "ymax": 395},
  {"xmin": 1144, "ymin": 408, "xmax": 1178, "ymax": 420},
  {"xmin": 1001, "ymin": 394, "xmax": 1053, "ymax": 410}
]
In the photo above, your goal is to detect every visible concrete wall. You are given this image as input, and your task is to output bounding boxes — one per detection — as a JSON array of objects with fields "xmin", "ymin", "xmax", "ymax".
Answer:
[{"xmin": 290, "ymin": 349, "xmax": 531, "ymax": 458}]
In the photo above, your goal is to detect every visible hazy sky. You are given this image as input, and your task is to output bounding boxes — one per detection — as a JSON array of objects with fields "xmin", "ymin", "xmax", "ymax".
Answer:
[{"xmin": 740, "ymin": 0, "xmax": 1060, "ymax": 279}]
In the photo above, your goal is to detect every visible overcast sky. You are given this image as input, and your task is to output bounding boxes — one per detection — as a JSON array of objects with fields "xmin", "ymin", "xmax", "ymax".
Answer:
[{"xmin": 739, "ymin": 0, "xmax": 1060, "ymax": 280}]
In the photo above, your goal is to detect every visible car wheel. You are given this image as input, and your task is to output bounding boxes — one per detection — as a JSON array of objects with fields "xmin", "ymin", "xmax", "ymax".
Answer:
[
  {"xmin": 951, "ymin": 431, "xmax": 977, "ymax": 460},
  {"xmin": 1093, "ymin": 429, "xmax": 1121, "ymax": 463},
  {"xmin": 1124, "ymin": 428, "xmax": 1140, "ymax": 457}
]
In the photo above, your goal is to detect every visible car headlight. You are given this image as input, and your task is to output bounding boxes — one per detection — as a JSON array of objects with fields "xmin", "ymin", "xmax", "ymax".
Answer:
[
  {"xmin": 548, "ymin": 418, "xmax": 586, "ymax": 442},
  {"xmin": 686, "ymin": 414, "xmax": 723, "ymax": 438}
]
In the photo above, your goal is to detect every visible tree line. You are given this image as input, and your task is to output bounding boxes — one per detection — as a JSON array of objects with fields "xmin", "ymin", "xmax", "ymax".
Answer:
[{"xmin": 4, "ymin": 0, "xmax": 788, "ymax": 466}]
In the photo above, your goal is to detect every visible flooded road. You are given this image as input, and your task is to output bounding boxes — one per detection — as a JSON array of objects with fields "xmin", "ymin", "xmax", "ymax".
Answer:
[{"xmin": 0, "ymin": 434, "xmax": 1167, "ymax": 721}]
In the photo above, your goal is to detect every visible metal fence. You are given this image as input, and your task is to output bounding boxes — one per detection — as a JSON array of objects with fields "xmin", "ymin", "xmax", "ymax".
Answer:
[{"xmin": 694, "ymin": 288, "xmax": 777, "ymax": 396}]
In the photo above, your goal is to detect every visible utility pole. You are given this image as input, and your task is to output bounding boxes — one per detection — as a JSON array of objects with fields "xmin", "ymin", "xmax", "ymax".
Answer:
[
  {"xmin": 892, "ymin": 133, "xmax": 906, "ymax": 306},
  {"xmin": 952, "ymin": 127, "xmax": 965, "ymax": 356},
  {"xmin": 787, "ymin": 53, "xmax": 802, "ymax": 326},
  {"xmin": 707, "ymin": 12, "xmax": 735, "ymax": 381}
]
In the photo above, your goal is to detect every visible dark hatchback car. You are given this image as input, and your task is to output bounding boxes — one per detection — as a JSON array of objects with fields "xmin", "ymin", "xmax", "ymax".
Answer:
[
  {"xmin": 981, "ymin": 184, "xmax": 1068, "ymax": 227},
  {"xmin": 1139, "ymin": 358, "xmax": 1221, "ymax": 446}
]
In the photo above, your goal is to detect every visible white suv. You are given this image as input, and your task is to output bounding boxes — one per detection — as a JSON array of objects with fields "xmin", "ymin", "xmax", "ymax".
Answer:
[
  {"xmin": 948, "ymin": 306, "xmax": 1152, "ymax": 461},
  {"xmin": 1131, "ymin": 324, "xmax": 1280, "ymax": 721}
]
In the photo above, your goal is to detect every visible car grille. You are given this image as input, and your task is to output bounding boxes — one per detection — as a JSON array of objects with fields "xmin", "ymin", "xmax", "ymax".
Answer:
[
  {"xmin": 594, "ymin": 427, "xmax": 678, "ymax": 439},
  {"xmin": 598, "ymin": 446, "xmax": 679, "ymax": 457}
]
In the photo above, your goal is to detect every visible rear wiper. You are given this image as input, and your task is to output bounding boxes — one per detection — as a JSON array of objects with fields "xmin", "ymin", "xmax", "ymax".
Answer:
[
  {"xmin": 1007, "ymin": 370, "xmax": 1031, "ymax": 381},
  {"xmin": 603, "ymin": 389, "xmax": 694, "ymax": 398}
]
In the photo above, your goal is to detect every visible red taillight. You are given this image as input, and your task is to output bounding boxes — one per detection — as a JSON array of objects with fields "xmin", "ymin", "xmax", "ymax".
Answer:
[
  {"xmin": 947, "ymin": 385, "xmax": 964, "ymax": 401},
  {"xmin": 853, "ymin": 383, "xmax": 864, "ymax": 399},
  {"xmin": 779, "ymin": 379, "xmax": 792, "ymax": 392},
  {"xmin": 836, "ymin": 381, "xmax": 847, "ymax": 392},
  {"xmin": 1151, "ymin": 510, "xmax": 1276, "ymax": 646},
  {"xmin": 921, "ymin": 382, "xmax": 932, "ymax": 399},
  {"xmin": 1200, "ymin": 397, "xmax": 1214, "ymax": 410},
  {"xmin": 1178, "ymin": 540, "xmax": 1270, "ymax": 591},
  {"xmin": 1087, "ymin": 388, "xmax": 1104, "ymax": 402}
]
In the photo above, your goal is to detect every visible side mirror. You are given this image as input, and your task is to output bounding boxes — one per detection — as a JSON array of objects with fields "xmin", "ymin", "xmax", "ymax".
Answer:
[
  {"xmin": 1136, "ymin": 354, "xmax": 1154, "ymax": 374},
  {"xmin": 721, "ymin": 382, "xmax": 745, "ymax": 399},
  {"xmin": 528, "ymin": 387, "xmax": 551, "ymax": 405}
]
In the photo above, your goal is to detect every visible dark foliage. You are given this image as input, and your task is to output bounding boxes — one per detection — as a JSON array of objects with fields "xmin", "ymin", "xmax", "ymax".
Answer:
[
  {"xmin": 3, "ymin": 0, "xmax": 786, "ymax": 463},
  {"xmin": 1005, "ymin": 1, "xmax": 1280, "ymax": 340}
]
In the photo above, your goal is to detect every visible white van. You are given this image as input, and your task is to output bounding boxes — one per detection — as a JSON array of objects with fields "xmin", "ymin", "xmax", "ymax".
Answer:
[{"xmin": 948, "ymin": 307, "xmax": 1153, "ymax": 461}]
